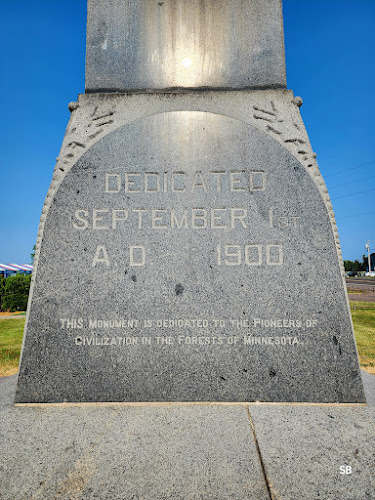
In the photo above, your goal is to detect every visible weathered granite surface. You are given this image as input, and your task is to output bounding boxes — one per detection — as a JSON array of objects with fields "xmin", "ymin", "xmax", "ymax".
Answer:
[
  {"xmin": 249, "ymin": 371, "xmax": 375, "ymax": 500},
  {"xmin": 15, "ymin": 91, "xmax": 365, "ymax": 403},
  {"xmin": 2, "ymin": 377, "xmax": 269, "ymax": 500},
  {"xmin": 2, "ymin": 371, "xmax": 374, "ymax": 499},
  {"xmin": 85, "ymin": 0, "xmax": 286, "ymax": 91}
]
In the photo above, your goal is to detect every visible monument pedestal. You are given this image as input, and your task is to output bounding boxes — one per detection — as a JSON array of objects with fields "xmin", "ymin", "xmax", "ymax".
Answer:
[{"xmin": 16, "ymin": 90, "xmax": 364, "ymax": 403}]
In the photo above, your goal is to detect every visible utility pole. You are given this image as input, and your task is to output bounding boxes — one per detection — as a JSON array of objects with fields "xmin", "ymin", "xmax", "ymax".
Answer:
[{"xmin": 365, "ymin": 240, "xmax": 371, "ymax": 274}]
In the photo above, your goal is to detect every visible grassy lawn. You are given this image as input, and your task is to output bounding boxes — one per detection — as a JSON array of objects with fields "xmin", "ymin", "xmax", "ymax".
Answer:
[
  {"xmin": 0, "ymin": 317, "xmax": 25, "ymax": 376},
  {"xmin": 351, "ymin": 304, "xmax": 375, "ymax": 374},
  {"xmin": 0, "ymin": 309, "xmax": 374, "ymax": 376}
]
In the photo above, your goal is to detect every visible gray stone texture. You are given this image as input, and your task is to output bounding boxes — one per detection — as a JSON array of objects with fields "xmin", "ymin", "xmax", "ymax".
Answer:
[
  {"xmin": 249, "ymin": 375, "xmax": 375, "ymax": 499},
  {"xmin": 85, "ymin": 0, "xmax": 286, "ymax": 91},
  {"xmin": 2, "ymin": 371, "xmax": 374, "ymax": 499},
  {"xmin": 15, "ymin": 91, "xmax": 365, "ymax": 403},
  {"xmin": 2, "ymin": 377, "xmax": 269, "ymax": 500}
]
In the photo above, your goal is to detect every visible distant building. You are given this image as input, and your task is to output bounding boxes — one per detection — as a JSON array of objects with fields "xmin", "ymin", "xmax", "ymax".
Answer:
[{"xmin": 0, "ymin": 264, "xmax": 33, "ymax": 278}]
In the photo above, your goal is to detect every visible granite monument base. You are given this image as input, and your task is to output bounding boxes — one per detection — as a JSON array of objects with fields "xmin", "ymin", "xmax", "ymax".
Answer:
[{"xmin": 15, "ymin": 90, "xmax": 365, "ymax": 403}]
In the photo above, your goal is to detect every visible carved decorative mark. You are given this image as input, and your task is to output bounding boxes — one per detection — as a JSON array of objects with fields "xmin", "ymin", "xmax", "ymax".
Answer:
[
  {"xmin": 88, "ymin": 130, "xmax": 104, "ymax": 141},
  {"xmin": 34, "ymin": 101, "xmax": 118, "ymax": 277},
  {"xmin": 58, "ymin": 135, "xmax": 86, "ymax": 166},
  {"xmin": 90, "ymin": 106, "xmax": 115, "ymax": 124},
  {"xmin": 59, "ymin": 104, "xmax": 117, "ymax": 166},
  {"xmin": 253, "ymin": 100, "xmax": 345, "ymax": 276},
  {"xmin": 68, "ymin": 141, "xmax": 85, "ymax": 149},
  {"xmin": 92, "ymin": 111, "xmax": 115, "ymax": 122},
  {"xmin": 302, "ymin": 152, "xmax": 318, "ymax": 168},
  {"xmin": 86, "ymin": 105, "xmax": 116, "ymax": 141},
  {"xmin": 253, "ymin": 102, "xmax": 281, "ymax": 123},
  {"xmin": 253, "ymin": 101, "xmax": 318, "ymax": 170},
  {"xmin": 254, "ymin": 102, "xmax": 306, "ymax": 145}
]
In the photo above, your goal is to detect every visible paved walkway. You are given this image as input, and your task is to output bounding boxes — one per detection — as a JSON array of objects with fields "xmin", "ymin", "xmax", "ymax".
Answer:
[{"xmin": 1, "ymin": 372, "xmax": 374, "ymax": 499}]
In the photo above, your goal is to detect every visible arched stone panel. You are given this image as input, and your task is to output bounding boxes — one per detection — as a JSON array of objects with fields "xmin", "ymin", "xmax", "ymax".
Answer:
[{"xmin": 16, "ymin": 111, "xmax": 365, "ymax": 403}]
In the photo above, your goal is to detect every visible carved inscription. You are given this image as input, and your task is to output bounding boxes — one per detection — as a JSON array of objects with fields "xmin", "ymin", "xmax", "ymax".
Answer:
[
  {"xmin": 69, "ymin": 168, "xmax": 301, "ymax": 269},
  {"xmin": 73, "ymin": 207, "xmax": 249, "ymax": 231},
  {"xmin": 73, "ymin": 335, "xmax": 301, "ymax": 347},
  {"xmin": 60, "ymin": 317, "xmax": 317, "ymax": 330},
  {"xmin": 63, "ymin": 163, "xmax": 313, "ymax": 350},
  {"xmin": 216, "ymin": 244, "xmax": 283, "ymax": 266},
  {"xmin": 60, "ymin": 316, "xmax": 321, "ymax": 349},
  {"xmin": 104, "ymin": 170, "xmax": 266, "ymax": 193}
]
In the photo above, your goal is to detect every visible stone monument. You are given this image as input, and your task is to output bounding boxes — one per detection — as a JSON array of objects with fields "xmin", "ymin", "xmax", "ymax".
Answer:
[{"xmin": 15, "ymin": 0, "xmax": 365, "ymax": 403}]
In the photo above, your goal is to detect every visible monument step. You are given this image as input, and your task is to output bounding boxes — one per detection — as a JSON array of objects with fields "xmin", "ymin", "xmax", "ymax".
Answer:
[{"xmin": 2, "ymin": 371, "xmax": 374, "ymax": 499}]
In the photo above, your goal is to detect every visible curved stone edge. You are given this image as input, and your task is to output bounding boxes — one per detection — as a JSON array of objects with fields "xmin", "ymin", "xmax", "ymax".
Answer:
[
  {"xmin": 32, "ymin": 90, "xmax": 345, "ymax": 281},
  {"xmin": 251, "ymin": 95, "xmax": 344, "ymax": 279}
]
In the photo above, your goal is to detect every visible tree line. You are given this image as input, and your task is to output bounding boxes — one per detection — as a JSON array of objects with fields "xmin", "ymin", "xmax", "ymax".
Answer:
[
  {"xmin": 344, "ymin": 255, "xmax": 368, "ymax": 273},
  {"xmin": 0, "ymin": 246, "xmax": 35, "ymax": 312},
  {"xmin": 0, "ymin": 274, "xmax": 31, "ymax": 312}
]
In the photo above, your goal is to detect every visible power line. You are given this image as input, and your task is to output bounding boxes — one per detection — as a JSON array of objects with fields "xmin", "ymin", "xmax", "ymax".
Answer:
[
  {"xmin": 336, "ymin": 211, "xmax": 375, "ymax": 219},
  {"xmin": 331, "ymin": 187, "xmax": 375, "ymax": 200},
  {"xmin": 323, "ymin": 159, "xmax": 375, "ymax": 178},
  {"xmin": 326, "ymin": 173, "xmax": 375, "ymax": 190}
]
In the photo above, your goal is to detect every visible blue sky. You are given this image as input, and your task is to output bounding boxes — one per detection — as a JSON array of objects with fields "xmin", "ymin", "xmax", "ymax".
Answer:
[{"xmin": 0, "ymin": 0, "xmax": 374, "ymax": 263}]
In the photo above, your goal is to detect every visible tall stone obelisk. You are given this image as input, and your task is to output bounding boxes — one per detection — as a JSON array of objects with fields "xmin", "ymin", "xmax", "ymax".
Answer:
[{"xmin": 15, "ymin": 0, "xmax": 365, "ymax": 403}]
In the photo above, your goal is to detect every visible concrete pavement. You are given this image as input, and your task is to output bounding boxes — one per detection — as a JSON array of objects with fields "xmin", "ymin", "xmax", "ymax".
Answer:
[{"xmin": 0, "ymin": 371, "xmax": 374, "ymax": 499}]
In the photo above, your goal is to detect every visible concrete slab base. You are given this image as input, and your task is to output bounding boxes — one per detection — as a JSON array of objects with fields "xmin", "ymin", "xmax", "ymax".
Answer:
[
  {"xmin": 250, "ymin": 376, "xmax": 375, "ymax": 499},
  {"xmin": 1, "ymin": 372, "xmax": 374, "ymax": 499}
]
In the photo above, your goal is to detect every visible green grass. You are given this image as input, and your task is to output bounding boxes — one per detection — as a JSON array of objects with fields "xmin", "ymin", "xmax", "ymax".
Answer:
[
  {"xmin": 0, "ymin": 318, "xmax": 25, "ymax": 376},
  {"xmin": 350, "ymin": 300, "xmax": 375, "ymax": 310},
  {"xmin": 351, "ymin": 306, "xmax": 375, "ymax": 374}
]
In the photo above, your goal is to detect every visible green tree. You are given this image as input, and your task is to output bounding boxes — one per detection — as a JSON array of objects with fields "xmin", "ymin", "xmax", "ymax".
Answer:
[
  {"xmin": 344, "ymin": 256, "xmax": 367, "ymax": 273},
  {"xmin": 2, "ymin": 274, "xmax": 31, "ymax": 312},
  {"xmin": 344, "ymin": 260, "xmax": 354, "ymax": 271},
  {"xmin": 0, "ymin": 275, "xmax": 6, "ymax": 312},
  {"xmin": 353, "ymin": 260, "xmax": 362, "ymax": 273},
  {"xmin": 31, "ymin": 245, "xmax": 36, "ymax": 264}
]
